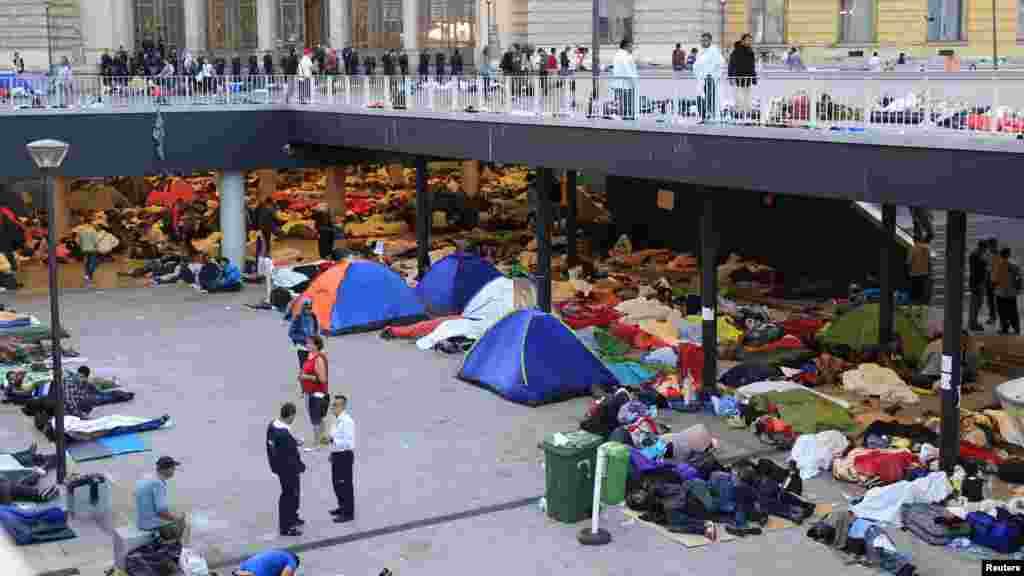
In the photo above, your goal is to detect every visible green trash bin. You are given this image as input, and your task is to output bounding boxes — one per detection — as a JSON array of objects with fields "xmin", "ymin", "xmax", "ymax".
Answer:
[
  {"xmin": 541, "ymin": 430, "xmax": 604, "ymax": 524},
  {"xmin": 601, "ymin": 442, "xmax": 630, "ymax": 506}
]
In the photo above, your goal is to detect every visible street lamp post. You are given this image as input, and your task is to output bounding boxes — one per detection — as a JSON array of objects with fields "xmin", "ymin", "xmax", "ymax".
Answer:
[{"xmin": 26, "ymin": 139, "xmax": 70, "ymax": 485}]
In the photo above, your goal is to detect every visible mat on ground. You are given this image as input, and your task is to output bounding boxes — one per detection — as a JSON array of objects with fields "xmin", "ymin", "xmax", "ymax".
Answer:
[
  {"xmin": 620, "ymin": 502, "xmax": 834, "ymax": 548},
  {"xmin": 67, "ymin": 433, "xmax": 150, "ymax": 462}
]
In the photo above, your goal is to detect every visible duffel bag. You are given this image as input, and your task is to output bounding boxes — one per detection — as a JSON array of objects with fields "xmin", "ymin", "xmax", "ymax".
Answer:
[{"xmin": 900, "ymin": 503, "xmax": 970, "ymax": 546}]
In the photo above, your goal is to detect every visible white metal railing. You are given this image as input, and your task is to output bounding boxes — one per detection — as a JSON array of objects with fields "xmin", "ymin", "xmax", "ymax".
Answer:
[{"xmin": 4, "ymin": 73, "xmax": 1024, "ymax": 137}]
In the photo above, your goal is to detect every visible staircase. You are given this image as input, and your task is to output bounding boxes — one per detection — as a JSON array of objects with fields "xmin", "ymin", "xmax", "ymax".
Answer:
[{"xmin": 929, "ymin": 213, "xmax": 1024, "ymax": 307}]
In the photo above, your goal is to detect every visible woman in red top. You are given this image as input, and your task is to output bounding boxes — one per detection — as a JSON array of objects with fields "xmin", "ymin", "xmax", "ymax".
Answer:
[{"xmin": 298, "ymin": 335, "xmax": 329, "ymax": 445}]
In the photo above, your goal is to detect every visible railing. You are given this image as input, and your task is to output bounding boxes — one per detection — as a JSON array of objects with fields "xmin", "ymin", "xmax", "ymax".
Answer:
[{"xmin": 4, "ymin": 73, "xmax": 1024, "ymax": 136}]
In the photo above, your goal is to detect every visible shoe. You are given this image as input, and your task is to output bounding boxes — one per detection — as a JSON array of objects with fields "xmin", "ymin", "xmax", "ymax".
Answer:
[
  {"xmin": 280, "ymin": 527, "xmax": 303, "ymax": 536},
  {"xmin": 333, "ymin": 514, "xmax": 353, "ymax": 523},
  {"xmin": 329, "ymin": 508, "xmax": 343, "ymax": 516},
  {"xmin": 295, "ymin": 518, "xmax": 305, "ymax": 526}
]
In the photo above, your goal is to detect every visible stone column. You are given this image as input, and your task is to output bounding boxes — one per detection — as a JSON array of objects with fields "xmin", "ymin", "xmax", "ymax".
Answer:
[
  {"xmin": 184, "ymin": 0, "xmax": 208, "ymax": 53},
  {"xmin": 326, "ymin": 167, "xmax": 347, "ymax": 221},
  {"xmin": 218, "ymin": 171, "xmax": 246, "ymax": 270},
  {"xmin": 256, "ymin": 169, "xmax": 276, "ymax": 202},
  {"xmin": 51, "ymin": 177, "xmax": 71, "ymax": 237},
  {"xmin": 462, "ymin": 161, "xmax": 480, "ymax": 198},
  {"xmin": 402, "ymin": 0, "xmax": 419, "ymax": 52},
  {"xmin": 258, "ymin": 0, "xmax": 278, "ymax": 52},
  {"xmin": 329, "ymin": 0, "xmax": 349, "ymax": 49}
]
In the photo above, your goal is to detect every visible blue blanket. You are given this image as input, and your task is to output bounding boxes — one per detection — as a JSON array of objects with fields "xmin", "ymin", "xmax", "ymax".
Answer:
[{"xmin": 0, "ymin": 506, "xmax": 75, "ymax": 545}]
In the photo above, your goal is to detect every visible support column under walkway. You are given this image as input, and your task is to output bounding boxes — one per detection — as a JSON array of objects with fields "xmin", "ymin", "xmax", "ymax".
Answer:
[{"xmin": 218, "ymin": 171, "xmax": 246, "ymax": 272}]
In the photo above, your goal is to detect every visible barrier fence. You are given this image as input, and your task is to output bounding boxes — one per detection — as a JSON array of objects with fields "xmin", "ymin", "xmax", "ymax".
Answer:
[{"xmin": 3, "ymin": 73, "xmax": 1024, "ymax": 135}]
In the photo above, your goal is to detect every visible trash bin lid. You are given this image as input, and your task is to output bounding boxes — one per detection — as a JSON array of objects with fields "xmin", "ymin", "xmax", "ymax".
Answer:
[
  {"xmin": 601, "ymin": 441, "xmax": 631, "ymax": 459},
  {"xmin": 541, "ymin": 430, "xmax": 604, "ymax": 457}
]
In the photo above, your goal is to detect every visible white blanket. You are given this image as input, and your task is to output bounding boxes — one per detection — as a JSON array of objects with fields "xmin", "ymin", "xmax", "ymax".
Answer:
[
  {"xmin": 789, "ymin": 430, "xmax": 849, "ymax": 480},
  {"xmin": 849, "ymin": 471, "xmax": 951, "ymax": 524},
  {"xmin": 56, "ymin": 414, "xmax": 165, "ymax": 435}
]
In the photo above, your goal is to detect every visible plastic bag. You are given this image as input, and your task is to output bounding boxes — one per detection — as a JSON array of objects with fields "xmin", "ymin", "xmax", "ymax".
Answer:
[{"xmin": 179, "ymin": 547, "xmax": 209, "ymax": 576}]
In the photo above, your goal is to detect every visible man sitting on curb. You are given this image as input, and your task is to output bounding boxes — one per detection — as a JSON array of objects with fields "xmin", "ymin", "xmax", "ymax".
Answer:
[
  {"xmin": 135, "ymin": 456, "xmax": 190, "ymax": 544},
  {"xmin": 233, "ymin": 549, "xmax": 300, "ymax": 576}
]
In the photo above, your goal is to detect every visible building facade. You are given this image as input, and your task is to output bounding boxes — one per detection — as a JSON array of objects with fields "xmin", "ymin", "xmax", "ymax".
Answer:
[
  {"xmin": 2, "ymin": 0, "xmax": 521, "ymax": 71},
  {"xmin": 4, "ymin": 0, "xmax": 1024, "ymax": 71}
]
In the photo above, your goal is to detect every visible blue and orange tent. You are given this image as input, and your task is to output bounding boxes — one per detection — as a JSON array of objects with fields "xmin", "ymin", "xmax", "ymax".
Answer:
[
  {"xmin": 415, "ymin": 252, "xmax": 502, "ymax": 315},
  {"xmin": 458, "ymin": 309, "xmax": 618, "ymax": 405},
  {"xmin": 290, "ymin": 259, "xmax": 427, "ymax": 335}
]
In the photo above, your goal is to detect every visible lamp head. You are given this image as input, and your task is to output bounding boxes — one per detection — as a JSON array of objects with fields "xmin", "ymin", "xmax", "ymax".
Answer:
[{"xmin": 26, "ymin": 139, "xmax": 70, "ymax": 169}]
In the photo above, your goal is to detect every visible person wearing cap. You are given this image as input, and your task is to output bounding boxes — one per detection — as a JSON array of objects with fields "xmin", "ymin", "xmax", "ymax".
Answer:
[
  {"xmin": 135, "ymin": 456, "xmax": 190, "ymax": 544},
  {"xmin": 234, "ymin": 549, "xmax": 300, "ymax": 576},
  {"xmin": 288, "ymin": 299, "xmax": 319, "ymax": 368}
]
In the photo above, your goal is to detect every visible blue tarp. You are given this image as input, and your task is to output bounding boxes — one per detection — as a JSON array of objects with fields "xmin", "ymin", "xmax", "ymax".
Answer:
[
  {"xmin": 605, "ymin": 362, "xmax": 658, "ymax": 387},
  {"xmin": 458, "ymin": 309, "xmax": 618, "ymax": 405},
  {"xmin": 0, "ymin": 506, "xmax": 75, "ymax": 545},
  {"xmin": 415, "ymin": 252, "xmax": 502, "ymax": 315}
]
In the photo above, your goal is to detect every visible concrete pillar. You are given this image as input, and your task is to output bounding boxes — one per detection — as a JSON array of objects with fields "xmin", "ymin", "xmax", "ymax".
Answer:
[
  {"xmin": 218, "ymin": 172, "xmax": 246, "ymax": 270},
  {"xmin": 51, "ymin": 177, "xmax": 70, "ymax": 237},
  {"xmin": 81, "ymin": 0, "xmax": 134, "ymax": 66},
  {"xmin": 258, "ymin": 0, "xmax": 278, "ymax": 52},
  {"xmin": 402, "ymin": 0, "xmax": 419, "ymax": 52},
  {"xmin": 257, "ymin": 169, "xmax": 276, "ymax": 202},
  {"xmin": 184, "ymin": 0, "xmax": 208, "ymax": 53},
  {"xmin": 388, "ymin": 164, "xmax": 406, "ymax": 188},
  {"xmin": 326, "ymin": 167, "xmax": 347, "ymax": 220},
  {"xmin": 462, "ymin": 161, "xmax": 480, "ymax": 198},
  {"xmin": 329, "ymin": 0, "xmax": 349, "ymax": 49}
]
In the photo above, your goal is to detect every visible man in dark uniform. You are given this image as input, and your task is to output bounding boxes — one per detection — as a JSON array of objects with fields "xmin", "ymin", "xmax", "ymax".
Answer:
[
  {"xmin": 418, "ymin": 50, "xmax": 430, "ymax": 77},
  {"xmin": 398, "ymin": 50, "xmax": 409, "ymax": 76},
  {"xmin": 263, "ymin": 51, "xmax": 275, "ymax": 76},
  {"xmin": 267, "ymin": 402, "xmax": 305, "ymax": 536}
]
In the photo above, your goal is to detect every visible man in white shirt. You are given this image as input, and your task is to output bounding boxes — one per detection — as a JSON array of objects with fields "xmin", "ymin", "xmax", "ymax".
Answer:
[
  {"xmin": 868, "ymin": 51, "xmax": 882, "ymax": 72},
  {"xmin": 611, "ymin": 39, "xmax": 639, "ymax": 120},
  {"xmin": 329, "ymin": 394, "xmax": 355, "ymax": 523},
  {"xmin": 692, "ymin": 33, "xmax": 724, "ymax": 122}
]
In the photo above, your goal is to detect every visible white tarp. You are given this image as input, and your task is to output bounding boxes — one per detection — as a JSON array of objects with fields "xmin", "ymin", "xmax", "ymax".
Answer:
[{"xmin": 416, "ymin": 277, "xmax": 535, "ymax": 350}]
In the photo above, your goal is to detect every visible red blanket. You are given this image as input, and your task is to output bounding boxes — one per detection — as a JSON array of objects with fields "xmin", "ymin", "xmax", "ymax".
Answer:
[
  {"xmin": 678, "ymin": 343, "xmax": 705, "ymax": 390},
  {"xmin": 556, "ymin": 303, "xmax": 621, "ymax": 330},
  {"xmin": 383, "ymin": 316, "xmax": 459, "ymax": 339}
]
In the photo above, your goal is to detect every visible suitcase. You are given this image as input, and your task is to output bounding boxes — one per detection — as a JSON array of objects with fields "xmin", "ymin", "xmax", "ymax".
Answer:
[
  {"xmin": 900, "ymin": 503, "xmax": 971, "ymax": 545},
  {"xmin": 968, "ymin": 510, "xmax": 1024, "ymax": 554}
]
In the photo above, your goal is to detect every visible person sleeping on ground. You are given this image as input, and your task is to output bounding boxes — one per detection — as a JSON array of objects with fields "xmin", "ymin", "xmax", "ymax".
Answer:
[
  {"xmin": 233, "ymin": 549, "xmax": 301, "ymax": 576},
  {"xmin": 23, "ymin": 366, "xmax": 96, "ymax": 430}
]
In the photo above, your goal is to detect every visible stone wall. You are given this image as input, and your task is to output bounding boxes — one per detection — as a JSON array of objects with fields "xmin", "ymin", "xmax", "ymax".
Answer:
[{"xmin": 0, "ymin": 0, "xmax": 84, "ymax": 71}]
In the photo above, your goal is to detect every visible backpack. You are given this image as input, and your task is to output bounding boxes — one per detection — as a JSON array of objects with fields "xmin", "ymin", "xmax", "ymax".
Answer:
[
  {"xmin": 1013, "ymin": 265, "xmax": 1023, "ymax": 292},
  {"xmin": 221, "ymin": 260, "xmax": 241, "ymax": 288}
]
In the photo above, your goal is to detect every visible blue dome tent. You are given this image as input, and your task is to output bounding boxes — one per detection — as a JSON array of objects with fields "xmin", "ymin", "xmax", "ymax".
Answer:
[
  {"xmin": 415, "ymin": 252, "xmax": 502, "ymax": 315},
  {"xmin": 288, "ymin": 259, "xmax": 427, "ymax": 335},
  {"xmin": 458, "ymin": 309, "xmax": 618, "ymax": 405}
]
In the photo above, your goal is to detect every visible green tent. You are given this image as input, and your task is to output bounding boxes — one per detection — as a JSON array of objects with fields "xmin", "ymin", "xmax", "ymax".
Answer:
[{"xmin": 818, "ymin": 303, "xmax": 929, "ymax": 366}]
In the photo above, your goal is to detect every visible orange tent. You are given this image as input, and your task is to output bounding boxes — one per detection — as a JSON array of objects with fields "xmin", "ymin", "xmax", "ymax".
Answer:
[
  {"xmin": 291, "ymin": 260, "xmax": 350, "ymax": 330},
  {"xmin": 147, "ymin": 179, "xmax": 196, "ymax": 207}
]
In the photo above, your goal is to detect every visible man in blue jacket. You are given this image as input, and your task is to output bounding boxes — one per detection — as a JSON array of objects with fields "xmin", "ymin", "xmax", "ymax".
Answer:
[
  {"xmin": 289, "ymin": 299, "xmax": 319, "ymax": 367},
  {"xmin": 267, "ymin": 403, "xmax": 305, "ymax": 536}
]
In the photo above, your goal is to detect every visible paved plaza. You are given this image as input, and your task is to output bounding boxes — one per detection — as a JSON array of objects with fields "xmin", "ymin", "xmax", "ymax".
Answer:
[{"xmin": 1, "ymin": 285, "xmax": 979, "ymax": 576}]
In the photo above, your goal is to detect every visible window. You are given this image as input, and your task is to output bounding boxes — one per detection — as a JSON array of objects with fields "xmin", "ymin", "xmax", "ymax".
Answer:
[
  {"xmin": 420, "ymin": 0, "xmax": 475, "ymax": 49},
  {"xmin": 750, "ymin": 0, "xmax": 785, "ymax": 44},
  {"xmin": 928, "ymin": 0, "xmax": 963, "ymax": 42},
  {"xmin": 279, "ymin": 0, "xmax": 302, "ymax": 45},
  {"xmin": 838, "ymin": 0, "xmax": 876, "ymax": 44},
  {"xmin": 134, "ymin": 0, "xmax": 185, "ymax": 54},
  {"xmin": 239, "ymin": 0, "xmax": 257, "ymax": 48}
]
